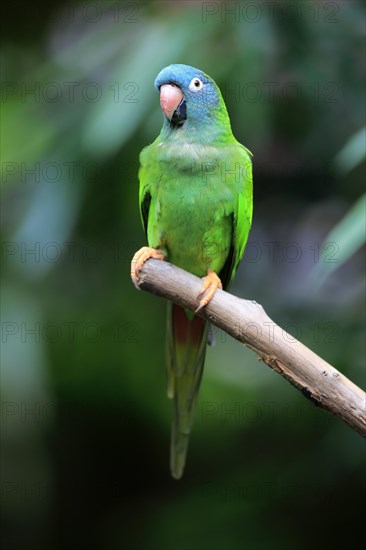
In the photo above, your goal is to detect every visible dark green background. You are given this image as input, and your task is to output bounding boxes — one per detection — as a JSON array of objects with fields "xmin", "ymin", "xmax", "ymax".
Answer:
[{"xmin": 1, "ymin": 1, "xmax": 365, "ymax": 549}]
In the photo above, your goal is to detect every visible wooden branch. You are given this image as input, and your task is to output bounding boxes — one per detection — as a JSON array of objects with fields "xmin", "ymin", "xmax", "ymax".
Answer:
[{"xmin": 137, "ymin": 259, "xmax": 366, "ymax": 437}]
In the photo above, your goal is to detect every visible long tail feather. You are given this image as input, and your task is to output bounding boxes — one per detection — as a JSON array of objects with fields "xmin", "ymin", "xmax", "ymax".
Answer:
[{"xmin": 166, "ymin": 302, "xmax": 208, "ymax": 479}]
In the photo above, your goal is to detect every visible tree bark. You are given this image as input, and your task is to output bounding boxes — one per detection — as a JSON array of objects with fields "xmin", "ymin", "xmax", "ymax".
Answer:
[{"xmin": 136, "ymin": 259, "xmax": 366, "ymax": 437}]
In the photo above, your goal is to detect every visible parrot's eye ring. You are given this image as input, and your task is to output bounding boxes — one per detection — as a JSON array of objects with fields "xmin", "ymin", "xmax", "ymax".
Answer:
[{"xmin": 189, "ymin": 78, "xmax": 204, "ymax": 92}]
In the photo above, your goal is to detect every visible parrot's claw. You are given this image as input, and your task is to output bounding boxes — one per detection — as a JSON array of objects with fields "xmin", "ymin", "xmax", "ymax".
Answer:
[
  {"xmin": 130, "ymin": 246, "xmax": 165, "ymax": 289},
  {"xmin": 131, "ymin": 275, "xmax": 141, "ymax": 291},
  {"xmin": 195, "ymin": 270, "xmax": 222, "ymax": 313}
]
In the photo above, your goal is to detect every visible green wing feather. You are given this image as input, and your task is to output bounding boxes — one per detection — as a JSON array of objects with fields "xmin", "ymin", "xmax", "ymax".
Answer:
[
  {"xmin": 138, "ymin": 150, "xmax": 153, "ymax": 236},
  {"xmin": 219, "ymin": 144, "xmax": 253, "ymax": 290},
  {"xmin": 231, "ymin": 145, "xmax": 253, "ymax": 282}
]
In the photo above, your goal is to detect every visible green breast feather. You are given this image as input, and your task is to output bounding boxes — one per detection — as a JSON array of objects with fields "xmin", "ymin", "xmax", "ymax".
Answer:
[{"xmin": 139, "ymin": 134, "xmax": 252, "ymax": 287}]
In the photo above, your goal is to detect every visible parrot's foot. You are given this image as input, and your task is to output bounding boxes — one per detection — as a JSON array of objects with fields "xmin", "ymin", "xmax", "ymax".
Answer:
[
  {"xmin": 130, "ymin": 246, "xmax": 165, "ymax": 289},
  {"xmin": 195, "ymin": 269, "xmax": 222, "ymax": 313}
]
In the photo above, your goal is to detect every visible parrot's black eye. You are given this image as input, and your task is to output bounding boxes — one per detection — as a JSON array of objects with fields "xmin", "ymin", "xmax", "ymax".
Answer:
[{"xmin": 188, "ymin": 77, "xmax": 204, "ymax": 92}]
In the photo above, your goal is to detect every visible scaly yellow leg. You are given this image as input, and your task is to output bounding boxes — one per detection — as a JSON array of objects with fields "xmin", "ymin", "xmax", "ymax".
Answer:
[
  {"xmin": 195, "ymin": 269, "xmax": 222, "ymax": 313},
  {"xmin": 130, "ymin": 246, "xmax": 165, "ymax": 289}
]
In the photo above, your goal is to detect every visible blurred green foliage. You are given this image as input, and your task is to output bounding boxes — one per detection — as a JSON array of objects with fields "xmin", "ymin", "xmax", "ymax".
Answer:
[
  {"xmin": 1, "ymin": 1, "xmax": 365, "ymax": 549},
  {"xmin": 310, "ymin": 192, "xmax": 366, "ymax": 288}
]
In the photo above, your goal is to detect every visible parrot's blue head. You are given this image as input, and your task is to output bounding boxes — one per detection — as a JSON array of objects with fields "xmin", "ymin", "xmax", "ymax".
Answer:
[{"xmin": 154, "ymin": 64, "xmax": 230, "ymax": 134}]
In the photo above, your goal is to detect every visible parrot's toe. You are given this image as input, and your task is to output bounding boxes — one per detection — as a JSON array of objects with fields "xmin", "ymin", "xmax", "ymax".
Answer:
[
  {"xmin": 195, "ymin": 270, "xmax": 222, "ymax": 312},
  {"xmin": 130, "ymin": 246, "xmax": 165, "ymax": 288}
]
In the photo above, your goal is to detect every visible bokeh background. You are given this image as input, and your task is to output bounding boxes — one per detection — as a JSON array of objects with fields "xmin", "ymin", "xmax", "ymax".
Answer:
[{"xmin": 1, "ymin": 1, "xmax": 365, "ymax": 549}]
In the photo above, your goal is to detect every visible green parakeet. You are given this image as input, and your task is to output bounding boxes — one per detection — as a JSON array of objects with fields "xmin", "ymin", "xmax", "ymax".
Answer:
[{"xmin": 131, "ymin": 64, "xmax": 253, "ymax": 479}]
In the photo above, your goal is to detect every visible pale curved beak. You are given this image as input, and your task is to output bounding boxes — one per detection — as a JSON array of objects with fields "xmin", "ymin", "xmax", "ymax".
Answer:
[{"xmin": 159, "ymin": 84, "xmax": 184, "ymax": 120}]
